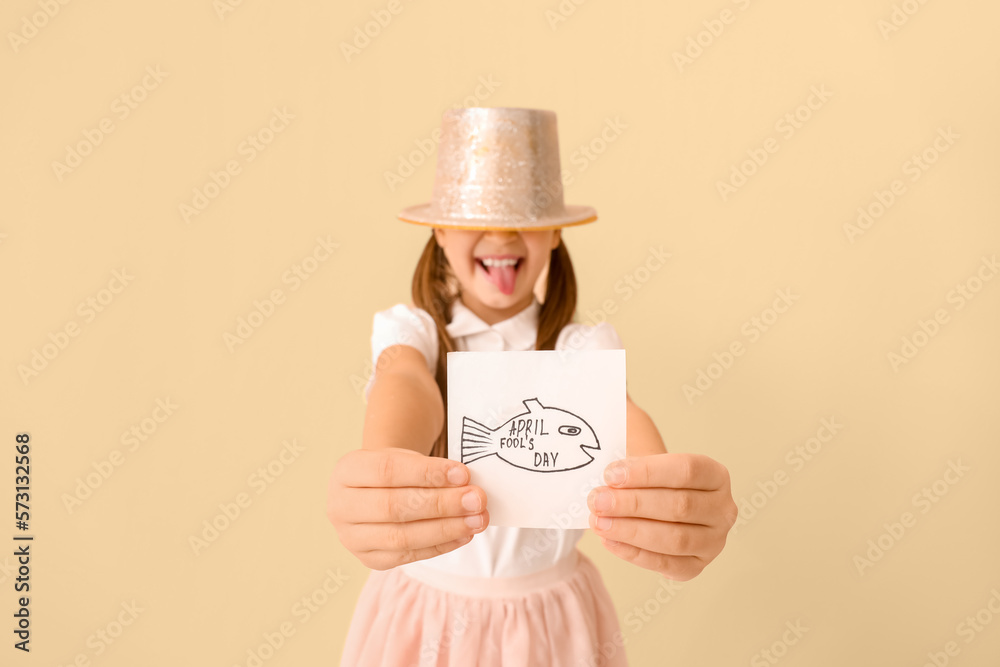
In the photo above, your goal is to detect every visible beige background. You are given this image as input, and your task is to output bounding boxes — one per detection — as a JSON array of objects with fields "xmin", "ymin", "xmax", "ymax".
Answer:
[{"xmin": 2, "ymin": 0, "xmax": 999, "ymax": 665}]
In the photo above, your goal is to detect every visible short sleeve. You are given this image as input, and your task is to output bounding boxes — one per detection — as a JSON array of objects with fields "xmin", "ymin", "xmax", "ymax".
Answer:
[
  {"xmin": 363, "ymin": 304, "xmax": 439, "ymax": 401},
  {"xmin": 555, "ymin": 321, "xmax": 625, "ymax": 352}
]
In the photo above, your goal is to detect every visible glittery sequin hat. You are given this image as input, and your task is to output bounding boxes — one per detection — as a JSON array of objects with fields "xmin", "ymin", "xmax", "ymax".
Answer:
[{"xmin": 398, "ymin": 107, "xmax": 597, "ymax": 231}]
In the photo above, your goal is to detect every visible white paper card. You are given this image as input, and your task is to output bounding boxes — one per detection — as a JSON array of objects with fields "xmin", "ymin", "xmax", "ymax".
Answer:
[{"xmin": 447, "ymin": 349, "xmax": 626, "ymax": 529}]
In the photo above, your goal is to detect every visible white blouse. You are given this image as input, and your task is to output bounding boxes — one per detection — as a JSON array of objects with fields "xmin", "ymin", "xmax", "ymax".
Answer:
[{"xmin": 363, "ymin": 296, "xmax": 624, "ymax": 578}]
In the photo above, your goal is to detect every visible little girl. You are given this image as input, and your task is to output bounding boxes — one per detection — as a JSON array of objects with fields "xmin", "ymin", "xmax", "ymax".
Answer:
[{"xmin": 330, "ymin": 107, "xmax": 737, "ymax": 666}]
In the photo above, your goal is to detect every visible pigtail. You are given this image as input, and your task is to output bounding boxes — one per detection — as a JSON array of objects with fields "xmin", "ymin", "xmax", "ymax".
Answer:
[
  {"xmin": 536, "ymin": 239, "xmax": 577, "ymax": 351},
  {"xmin": 411, "ymin": 232, "xmax": 579, "ymax": 459},
  {"xmin": 412, "ymin": 233, "xmax": 458, "ymax": 459}
]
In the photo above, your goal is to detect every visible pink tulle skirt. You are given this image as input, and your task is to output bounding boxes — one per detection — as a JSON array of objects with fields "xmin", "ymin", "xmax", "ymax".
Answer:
[{"xmin": 340, "ymin": 549, "xmax": 628, "ymax": 666}]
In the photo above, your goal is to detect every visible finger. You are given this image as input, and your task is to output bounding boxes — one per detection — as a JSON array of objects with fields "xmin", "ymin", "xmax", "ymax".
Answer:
[
  {"xmin": 597, "ymin": 538, "xmax": 706, "ymax": 581},
  {"xmin": 589, "ymin": 514, "xmax": 719, "ymax": 559},
  {"xmin": 587, "ymin": 487, "xmax": 716, "ymax": 526},
  {"xmin": 334, "ymin": 447, "xmax": 470, "ymax": 488},
  {"xmin": 345, "ymin": 511, "xmax": 490, "ymax": 554},
  {"xmin": 361, "ymin": 534, "xmax": 480, "ymax": 571},
  {"xmin": 604, "ymin": 453, "xmax": 730, "ymax": 491},
  {"xmin": 336, "ymin": 485, "xmax": 487, "ymax": 523}
]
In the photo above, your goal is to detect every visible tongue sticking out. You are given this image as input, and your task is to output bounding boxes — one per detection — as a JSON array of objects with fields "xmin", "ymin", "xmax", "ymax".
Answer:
[{"xmin": 482, "ymin": 263, "xmax": 518, "ymax": 295}]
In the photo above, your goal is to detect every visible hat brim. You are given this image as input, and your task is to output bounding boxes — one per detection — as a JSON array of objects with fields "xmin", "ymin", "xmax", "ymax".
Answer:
[{"xmin": 397, "ymin": 203, "xmax": 597, "ymax": 231}]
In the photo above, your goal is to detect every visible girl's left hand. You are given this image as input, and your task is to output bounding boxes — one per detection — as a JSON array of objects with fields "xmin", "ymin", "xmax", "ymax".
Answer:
[{"xmin": 587, "ymin": 453, "xmax": 738, "ymax": 581}]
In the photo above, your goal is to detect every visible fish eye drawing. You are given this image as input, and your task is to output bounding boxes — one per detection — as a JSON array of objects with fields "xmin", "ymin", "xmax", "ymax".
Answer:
[{"xmin": 460, "ymin": 398, "xmax": 601, "ymax": 473}]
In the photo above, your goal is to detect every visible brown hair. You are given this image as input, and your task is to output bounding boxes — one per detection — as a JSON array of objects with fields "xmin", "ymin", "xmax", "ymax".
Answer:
[{"xmin": 411, "ymin": 231, "xmax": 578, "ymax": 459}]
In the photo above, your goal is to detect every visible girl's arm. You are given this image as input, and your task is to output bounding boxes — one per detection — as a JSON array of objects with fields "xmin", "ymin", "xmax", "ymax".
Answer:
[
  {"xmin": 329, "ymin": 344, "xmax": 490, "ymax": 570},
  {"xmin": 590, "ymin": 395, "xmax": 736, "ymax": 580},
  {"xmin": 626, "ymin": 394, "xmax": 668, "ymax": 456},
  {"xmin": 362, "ymin": 345, "xmax": 444, "ymax": 455}
]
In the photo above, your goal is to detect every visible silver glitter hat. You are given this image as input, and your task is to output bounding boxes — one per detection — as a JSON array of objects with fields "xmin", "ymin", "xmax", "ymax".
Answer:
[{"xmin": 398, "ymin": 107, "xmax": 597, "ymax": 231}]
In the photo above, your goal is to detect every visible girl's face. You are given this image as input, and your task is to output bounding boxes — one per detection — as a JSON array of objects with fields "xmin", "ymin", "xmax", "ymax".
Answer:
[{"xmin": 433, "ymin": 227, "xmax": 561, "ymax": 324}]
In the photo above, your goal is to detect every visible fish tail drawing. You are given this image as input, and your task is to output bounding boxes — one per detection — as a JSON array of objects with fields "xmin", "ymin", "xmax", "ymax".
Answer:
[{"xmin": 461, "ymin": 417, "xmax": 496, "ymax": 464}]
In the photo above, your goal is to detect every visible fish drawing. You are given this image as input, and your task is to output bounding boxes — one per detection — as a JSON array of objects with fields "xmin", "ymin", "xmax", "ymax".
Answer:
[{"xmin": 460, "ymin": 398, "xmax": 600, "ymax": 472}]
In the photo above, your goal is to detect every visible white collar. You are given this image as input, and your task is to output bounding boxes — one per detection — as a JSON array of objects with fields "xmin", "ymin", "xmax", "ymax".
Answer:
[{"xmin": 446, "ymin": 297, "xmax": 540, "ymax": 350}]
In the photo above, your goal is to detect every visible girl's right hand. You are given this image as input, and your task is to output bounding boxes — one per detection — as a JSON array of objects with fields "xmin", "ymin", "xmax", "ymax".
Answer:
[{"xmin": 327, "ymin": 446, "xmax": 490, "ymax": 570}]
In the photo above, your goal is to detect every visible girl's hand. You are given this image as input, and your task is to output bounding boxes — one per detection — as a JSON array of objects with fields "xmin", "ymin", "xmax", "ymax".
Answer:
[
  {"xmin": 586, "ymin": 453, "xmax": 738, "ymax": 581},
  {"xmin": 328, "ymin": 447, "xmax": 490, "ymax": 570}
]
